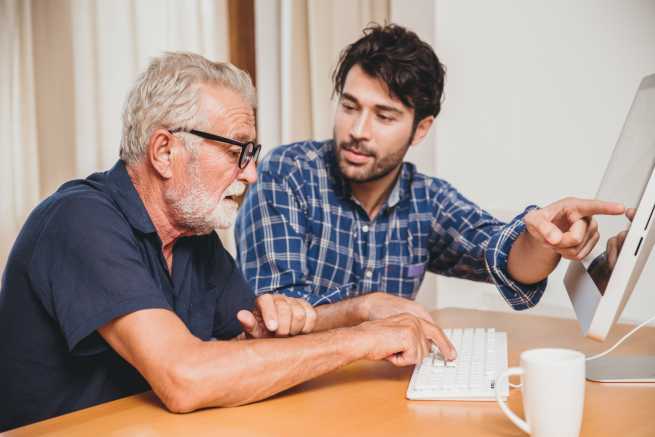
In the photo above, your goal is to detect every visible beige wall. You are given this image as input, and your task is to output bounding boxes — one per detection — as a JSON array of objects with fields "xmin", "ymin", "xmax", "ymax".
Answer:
[{"xmin": 32, "ymin": 0, "xmax": 77, "ymax": 196}]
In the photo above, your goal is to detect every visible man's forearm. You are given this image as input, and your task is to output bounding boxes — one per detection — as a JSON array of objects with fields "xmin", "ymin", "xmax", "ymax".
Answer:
[
  {"xmin": 507, "ymin": 231, "xmax": 560, "ymax": 284},
  {"xmin": 176, "ymin": 326, "xmax": 366, "ymax": 411},
  {"xmin": 313, "ymin": 295, "xmax": 369, "ymax": 331}
]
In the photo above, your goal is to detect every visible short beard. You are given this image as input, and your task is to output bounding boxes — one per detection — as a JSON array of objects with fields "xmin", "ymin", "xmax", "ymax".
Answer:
[
  {"xmin": 334, "ymin": 130, "xmax": 413, "ymax": 184},
  {"xmin": 165, "ymin": 156, "xmax": 243, "ymax": 235}
]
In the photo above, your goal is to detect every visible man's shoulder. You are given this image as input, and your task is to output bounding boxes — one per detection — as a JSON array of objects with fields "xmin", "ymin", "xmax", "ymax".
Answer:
[
  {"xmin": 4, "ymin": 177, "xmax": 124, "ymax": 280},
  {"xmin": 51, "ymin": 178, "xmax": 118, "ymax": 217},
  {"xmin": 29, "ymin": 178, "xmax": 124, "ymax": 241},
  {"xmin": 259, "ymin": 140, "xmax": 331, "ymax": 179},
  {"xmin": 406, "ymin": 165, "xmax": 452, "ymax": 200}
]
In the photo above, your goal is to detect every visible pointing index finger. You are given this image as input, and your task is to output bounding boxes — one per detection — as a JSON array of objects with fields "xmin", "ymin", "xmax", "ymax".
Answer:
[{"xmin": 569, "ymin": 199, "xmax": 624, "ymax": 219}]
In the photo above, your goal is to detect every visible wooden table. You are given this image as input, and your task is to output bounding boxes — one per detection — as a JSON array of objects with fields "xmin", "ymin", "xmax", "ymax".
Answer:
[{"xmin": 4, "ymin": 308, "xmax": 655, "ymax": 436}]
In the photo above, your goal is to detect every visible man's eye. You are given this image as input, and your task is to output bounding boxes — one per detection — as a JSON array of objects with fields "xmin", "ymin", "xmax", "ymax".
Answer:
[
  {"xmin": 378, "ymin": 114, "xmax": 394, "ymax": 122},
  {"xmin": 341, "ymin": 102, "xmax": 356, "ymax": 111}
]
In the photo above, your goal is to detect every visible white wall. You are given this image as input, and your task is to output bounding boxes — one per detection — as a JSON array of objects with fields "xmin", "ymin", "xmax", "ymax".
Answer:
[{"xmin": 395, "ymin": 0, "xmax": 655, "ymax": 323}]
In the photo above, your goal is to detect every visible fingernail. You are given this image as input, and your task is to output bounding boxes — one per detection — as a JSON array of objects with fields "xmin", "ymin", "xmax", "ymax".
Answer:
[{"xmin": 267, "ymin": 320, "xmax": 278, "ymax": 331}]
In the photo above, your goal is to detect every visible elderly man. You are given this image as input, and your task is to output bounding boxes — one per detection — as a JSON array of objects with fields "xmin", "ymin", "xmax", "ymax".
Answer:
[{"xmin": 0, "ymin": 52, "xmax": 454, "ymax": 431}]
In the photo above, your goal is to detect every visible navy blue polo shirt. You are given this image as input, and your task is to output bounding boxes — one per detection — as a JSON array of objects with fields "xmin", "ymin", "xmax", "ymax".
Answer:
[{"xmin": 0, "ymin": 160, "xmax": 255, "ymax": 431}]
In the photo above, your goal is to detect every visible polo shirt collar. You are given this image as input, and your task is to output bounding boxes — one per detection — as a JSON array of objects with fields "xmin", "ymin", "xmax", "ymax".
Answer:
[{"xmin": 106, "ymin": 160, "xmax": 157, "ymax": 234}]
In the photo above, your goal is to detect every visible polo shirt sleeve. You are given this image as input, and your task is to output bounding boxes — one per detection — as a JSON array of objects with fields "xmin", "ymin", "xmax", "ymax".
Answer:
[
  {"xmin": 211, "ymin": 248, "xmax": 256, "ymax": 340},
  {"xmin": 28, "ymin": 195, "xmax": 172, "ymax": 356}
]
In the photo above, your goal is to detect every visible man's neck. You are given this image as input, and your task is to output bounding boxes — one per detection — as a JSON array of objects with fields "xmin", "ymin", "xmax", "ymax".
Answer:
[
  {"xmin": 127, "ymin": 165, "xmax": 186, "ymax": 253},
  {"xmin": 349, "ymin": 165, "xmax": 402, "ymax": 220}
]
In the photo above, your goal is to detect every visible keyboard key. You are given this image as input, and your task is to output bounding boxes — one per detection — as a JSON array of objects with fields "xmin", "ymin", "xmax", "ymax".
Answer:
[{"xmin": 407, "ymin": 328, "xmax": 509, "ymax": 401}]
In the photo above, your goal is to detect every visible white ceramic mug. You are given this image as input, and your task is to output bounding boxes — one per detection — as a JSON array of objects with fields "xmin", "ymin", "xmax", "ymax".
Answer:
[{"xmin": 495, "ymin": 348, "xmax": 586, "ymax": 437}]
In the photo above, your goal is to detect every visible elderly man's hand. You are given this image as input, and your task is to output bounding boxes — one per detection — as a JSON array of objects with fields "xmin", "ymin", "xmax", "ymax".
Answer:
[
  {"xmin": 237, "ymin": 294, "xmax": 317, "ymax": 338},
  {"xmin": 356, "ymin": 313, "xmax": 456, "ymax": 364}
]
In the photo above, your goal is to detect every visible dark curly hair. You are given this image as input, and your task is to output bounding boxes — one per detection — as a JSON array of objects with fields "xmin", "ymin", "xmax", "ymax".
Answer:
[{"xmin": 332, "ymin": 23, "xmax": 446, "ymax": 128}]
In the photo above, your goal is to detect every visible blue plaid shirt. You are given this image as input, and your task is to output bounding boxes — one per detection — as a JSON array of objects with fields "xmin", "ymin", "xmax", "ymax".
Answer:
[{"xmin": 235, "ymin": 140, "xmax": 546, "ymax": 310}]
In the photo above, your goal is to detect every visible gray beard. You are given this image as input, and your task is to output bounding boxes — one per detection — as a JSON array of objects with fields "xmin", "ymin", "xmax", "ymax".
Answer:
[{"xmin": 164, "ymin": 161, "xmax": 242, "ymax": 235}]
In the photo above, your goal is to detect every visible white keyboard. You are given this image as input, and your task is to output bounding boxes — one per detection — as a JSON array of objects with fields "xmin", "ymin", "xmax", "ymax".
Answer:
[{"xmin": 406, "ymin": 328, "xmax": 509, "ymax": 401}]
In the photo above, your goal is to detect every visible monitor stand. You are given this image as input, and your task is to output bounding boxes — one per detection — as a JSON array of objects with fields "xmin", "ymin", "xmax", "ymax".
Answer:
[{"xmin": 586, "ymin": 356, "xmax": 655, "ymax": 382}]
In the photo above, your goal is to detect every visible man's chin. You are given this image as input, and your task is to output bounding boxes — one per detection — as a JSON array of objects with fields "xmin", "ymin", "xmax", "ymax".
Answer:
[
  {"xmin": 214, "ymin": 220, "xmax": 235, "ymax": 230},
  {"xmin": 211, "ymin": 211, "xmax": 238, "ymax": 231},
  {"xmin": 338, "ymin": 161, "xmax": 374, "ymax": 183},
  {"xmin": 189, "ymin": 219, "xmax": 233, "ymax": 235},
  {"xmin": 203, "ymin": 199, "xmax": 237, "ymax": 230}
]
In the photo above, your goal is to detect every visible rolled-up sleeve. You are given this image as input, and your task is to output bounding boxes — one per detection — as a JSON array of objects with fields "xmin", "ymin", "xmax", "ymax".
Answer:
[
  {"xmin": 484, "ymin": 208, "xmax": 547, "ymax": 310},
  {"xmin": 427, "ymin": 179, "xmax": 546, "ymax": 310}
]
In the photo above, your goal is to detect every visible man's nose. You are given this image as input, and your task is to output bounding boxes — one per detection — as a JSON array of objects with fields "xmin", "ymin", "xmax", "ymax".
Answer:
[
  {"xmin": 350, "ymin": 111, "xmax": 372, "ymax": 141},
  {"xmin": 238, "ymin": 159, "xmax": 257, "ymax": 184}
]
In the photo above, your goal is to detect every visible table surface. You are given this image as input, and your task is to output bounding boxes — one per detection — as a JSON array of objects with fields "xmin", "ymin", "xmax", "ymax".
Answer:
[{"xmin": 4, "ymin": 307, "xmax": 655, "ymax": 436}]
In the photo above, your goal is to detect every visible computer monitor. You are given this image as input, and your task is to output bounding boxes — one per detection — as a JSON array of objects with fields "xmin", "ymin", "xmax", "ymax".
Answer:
[{"xmin": 564, "ymin": 73, "xmax": 655, "ymax": 382}]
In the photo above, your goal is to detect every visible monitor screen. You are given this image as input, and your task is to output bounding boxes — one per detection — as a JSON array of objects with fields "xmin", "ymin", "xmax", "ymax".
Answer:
[{"xmin": 585, "ymin": 80, "xmax": 655, "ymax": 294}]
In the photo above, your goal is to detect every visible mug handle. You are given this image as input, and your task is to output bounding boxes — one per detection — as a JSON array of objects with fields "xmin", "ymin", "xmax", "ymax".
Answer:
[{"xmin": 495, "ymin": 367, "xmax": 530, "ymax": 434}]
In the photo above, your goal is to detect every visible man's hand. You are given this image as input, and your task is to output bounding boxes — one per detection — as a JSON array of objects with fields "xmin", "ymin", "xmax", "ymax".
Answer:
[
  {"xmin": 508, "ymin": 197, "xmax": 625, "ymax": 285},
  {"xmin": 357, "ymin": 292, "xmax": 433, "ymax": 324},
  {"xmin": 524, "ymin": 197, "xmax": 625, "ymax": 261},
  {"xmin": 355, "ymin": 313, "xmax": 456, "ymax": 366},
  {"xmin": 237, "ymin": 294, "xmax": 317, "ymax": 338},
  {"xmin": 312, "ymin": 291, "xmax": 439, "ymax": 334}
]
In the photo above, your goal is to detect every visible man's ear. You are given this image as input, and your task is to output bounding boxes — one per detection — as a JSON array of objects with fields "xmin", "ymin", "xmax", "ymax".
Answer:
[
  {"xmin": 410, "ymin": 116, "xmax": 435, "ymax": 146},
  {"xmin": 148, "ymin": 129, "xmax": 176, "ymax": 179}
]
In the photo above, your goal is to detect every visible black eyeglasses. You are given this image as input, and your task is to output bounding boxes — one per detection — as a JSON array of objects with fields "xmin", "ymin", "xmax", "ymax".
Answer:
[{"xmin": 169, "ymin": 128, "xmax": 261, "ymax": 169}]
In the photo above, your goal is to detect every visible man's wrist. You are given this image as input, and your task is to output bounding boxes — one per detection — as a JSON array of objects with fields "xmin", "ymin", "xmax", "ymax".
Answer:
[
  {"xmin": 522, "ymin": 230, "xmax": 560, "ymax": 266},
  {"xmin": 508, "ymin": 231, "xmax": 560, "ymax": 284},
  {"xmin": 351, "ymin": 294, "xmax": 372, "ymax": 324},
  {"xmin": 314, "ymin": 294, "xmax": 371, "ymax": 331},
  {"xmin": 341, "ymin": 322, "xmax": 374, "ymax": 361}
]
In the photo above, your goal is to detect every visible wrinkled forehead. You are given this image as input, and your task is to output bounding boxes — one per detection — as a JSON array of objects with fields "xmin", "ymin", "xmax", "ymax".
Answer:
[{"xmin": 198, "ymin": 84, "xmax": 256, "ymax": 141}]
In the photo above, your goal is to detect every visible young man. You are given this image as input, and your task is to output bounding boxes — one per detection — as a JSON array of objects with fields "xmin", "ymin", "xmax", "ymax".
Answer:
[
  {"xmin": 0, "ymin": 52, "xmax": 453, "ymax": 431},
  {"xmin": 235, "ymin": 24, "xmax": 624, "ymax": 329}
]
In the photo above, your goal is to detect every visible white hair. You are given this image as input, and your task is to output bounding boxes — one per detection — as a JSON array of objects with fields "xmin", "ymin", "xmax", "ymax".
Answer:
[{"xmin": 119, "ymin": 52, "xmax": 256, "ymax": 164}]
